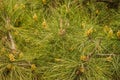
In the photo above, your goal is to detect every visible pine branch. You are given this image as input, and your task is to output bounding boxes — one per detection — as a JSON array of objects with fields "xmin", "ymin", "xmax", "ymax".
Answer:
[
  {"xmin": 5, "ymin": 18, "xmax": 16, "ymax": 53},
  {"xmin": 8, "ymin": 32, "xmax": 16, "ymax": 51}
]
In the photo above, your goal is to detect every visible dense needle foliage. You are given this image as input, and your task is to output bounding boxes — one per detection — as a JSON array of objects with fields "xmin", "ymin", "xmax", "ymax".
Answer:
[{"xmin": 0, "ymin": 0, "xmax": 120, "ymax": 80}]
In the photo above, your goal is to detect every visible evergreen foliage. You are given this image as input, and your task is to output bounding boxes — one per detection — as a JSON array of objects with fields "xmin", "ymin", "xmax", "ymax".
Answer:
[{"xmin": 0, "ymin": 0, "xmax": 120, "ymax": 80}]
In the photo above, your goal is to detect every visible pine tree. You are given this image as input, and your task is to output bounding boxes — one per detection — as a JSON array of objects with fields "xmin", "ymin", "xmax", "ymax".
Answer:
[{"xmin": 0, "ymin": 0, "xmax": 120, "ymax": 80}]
